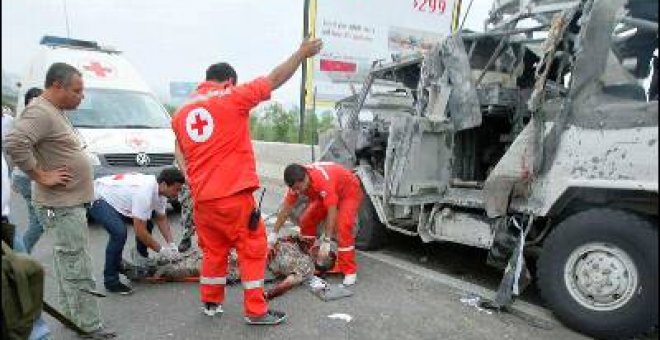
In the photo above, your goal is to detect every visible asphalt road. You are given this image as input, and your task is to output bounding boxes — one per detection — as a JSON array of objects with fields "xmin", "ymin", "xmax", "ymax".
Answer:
[
  {"xmin": 257, "ymin": 181, "xmax": 545, "ymax": 305},
  {"xmin": 6, "ymin": 182, "xmax": 596, "ymax": 340}
]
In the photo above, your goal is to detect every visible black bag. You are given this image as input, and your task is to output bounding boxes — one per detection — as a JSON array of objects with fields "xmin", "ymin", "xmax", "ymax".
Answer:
[{"xmin": 248, "ymin": 189, "xmax": 266, "ymax": 231}]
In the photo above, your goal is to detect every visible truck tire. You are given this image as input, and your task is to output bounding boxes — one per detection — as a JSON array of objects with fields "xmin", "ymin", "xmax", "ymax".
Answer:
[
  {"xmin": 355, "ymin": 197, "xmax": 387, "ymax": 251},
  {"xmin": 537, "ymin": 208, "xmax": 658, "ymax": 339}
]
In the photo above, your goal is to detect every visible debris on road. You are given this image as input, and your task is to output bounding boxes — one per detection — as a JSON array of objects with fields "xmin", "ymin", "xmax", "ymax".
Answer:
[
  {"xmin": 327, "ymin": 313, "xmax": 353, "ymax": 323},
  {"xmin": 459, "ymin": 294, "xmax": 493, "ymax": 315},
  {"xmin": 308, "ymin": 275, "xmax": 328, "ymax": 290},
  {"xmin": 309, "ymin": 275, "xmax": 354, "ymax": 301}
]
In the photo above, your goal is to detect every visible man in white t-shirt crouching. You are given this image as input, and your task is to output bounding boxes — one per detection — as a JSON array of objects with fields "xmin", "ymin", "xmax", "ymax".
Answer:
[{"xmin": 90, "ymin": 167, "xmax": 185, "ymax": 294}]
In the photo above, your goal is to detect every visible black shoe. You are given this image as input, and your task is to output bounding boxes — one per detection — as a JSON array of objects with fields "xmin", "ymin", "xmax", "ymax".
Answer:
[
  {"xmin": 79, "ymin": 326, "xmax": 117, "ymax": 339},
  {"xmin": 178, "ymin": 236, "xmax": 192, "ymax": 252},
  {"xmin": 105, "ymin": 282, "xmax": 133, "ymax": 295},
  {"xmin": 244, "ymin": 310, "xmax": 287, "ymax": 325}
]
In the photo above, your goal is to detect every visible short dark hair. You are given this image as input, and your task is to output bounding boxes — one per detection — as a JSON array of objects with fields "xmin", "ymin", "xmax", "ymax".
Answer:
[
  {"xmin": 44, "ymin": 62, "xmax": 81, "ymax": 88},
  {"xmin": 157, "ymin": 167, "xmax": 186, "ymax": 185},
  {"xmin": 205, "ymin": 62, "xmax": 237, "ymax": 84},
  {"xmin": 283, "ymin": 163, "xmax": 307, "ymax": 187},
  {"xmin": 24, "ymin": 87, "xmax": 43, "ymax": 106}
]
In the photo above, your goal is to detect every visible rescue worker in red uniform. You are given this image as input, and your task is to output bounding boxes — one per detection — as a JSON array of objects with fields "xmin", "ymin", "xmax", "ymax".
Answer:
[
  {"xmin": 271, "ymin": 162, "xmax": 364, "ymax": 286},
  {"xmin": 171, "ymin": 37, "xmax": 322, "ymax": 325}
]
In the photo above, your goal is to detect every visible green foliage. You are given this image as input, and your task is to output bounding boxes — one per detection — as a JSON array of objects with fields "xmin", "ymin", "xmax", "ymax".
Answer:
[
  {"xmin": 318, "ymin": 110, "xmax": 335, "ymax": 133},
  {"xmin": 267, "ymin": 103, "xmax": 296, "ymax": 142},
  {"xmin": 2, "ymin": 95, "xmax": 16, "ymax": 111},
  {"xmin": 249, "ymin": 103, "xmax": 336, "ymax": 144},
  {"xmin": 164, "ymin": 99, "xmax": 336, "ymax": 145}
]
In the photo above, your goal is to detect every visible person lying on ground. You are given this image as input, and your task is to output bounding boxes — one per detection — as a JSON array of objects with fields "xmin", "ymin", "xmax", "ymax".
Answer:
[
  {"xmin": 264, "ymin": 234, "xmax": 337, "ymax": 300},
  {"xmin": 120, "ymin": 232, "xmax": 336, "ymax": 301}
]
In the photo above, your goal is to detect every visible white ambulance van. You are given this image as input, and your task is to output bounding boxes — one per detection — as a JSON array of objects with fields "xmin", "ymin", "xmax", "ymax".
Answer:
[{"xmin": 16, "ymin": 36, "xmax": 176, "ymax": 182}]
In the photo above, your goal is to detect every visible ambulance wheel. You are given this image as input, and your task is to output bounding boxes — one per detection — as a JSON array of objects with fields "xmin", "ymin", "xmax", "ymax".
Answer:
[
  {"xmin": 355, "ymin": 197, "xmax": 387, "ymax": 251},
  {"xmin": 537, "ymin": 208, "xmax": 658, "ymax": 339}
]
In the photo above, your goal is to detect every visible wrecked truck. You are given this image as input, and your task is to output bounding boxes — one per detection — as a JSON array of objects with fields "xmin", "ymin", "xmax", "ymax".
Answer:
[{"xmin": 317, "ymin": 0, "xmax": 658, "ymax": 338}]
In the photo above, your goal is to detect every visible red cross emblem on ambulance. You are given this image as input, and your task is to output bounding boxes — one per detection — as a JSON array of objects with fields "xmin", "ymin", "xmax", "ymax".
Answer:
[
  {"xmin": 126, "ymin": 135, "xmax": 148, "ymax": 150},
  {"xmin": 82, "ymin": 61, "xmax": 115, "ymax": 78},
  {"xmin": 185, "ymin": 108, "xmax": 214, "ymax": 143}
]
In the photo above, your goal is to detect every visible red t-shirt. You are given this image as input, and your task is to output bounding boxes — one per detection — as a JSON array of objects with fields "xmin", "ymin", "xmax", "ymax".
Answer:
[
  {"xmin": 171, "ymin": 78, "xmax": 272, "ymax": 202},
  {"xmin": 284, "ymin": 162, "xmax": 359, "ymax": 208}
]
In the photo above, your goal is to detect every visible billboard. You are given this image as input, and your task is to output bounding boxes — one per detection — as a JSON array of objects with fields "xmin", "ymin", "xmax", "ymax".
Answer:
[{"xmin": 305, "ymin": 0, "xmax": 460, "ymax": 107}]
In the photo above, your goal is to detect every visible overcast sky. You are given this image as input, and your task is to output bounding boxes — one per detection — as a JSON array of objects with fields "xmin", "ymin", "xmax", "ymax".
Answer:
[{"xmin": 2, "ymin": 0, "xmax": 491, "ymax": 107}]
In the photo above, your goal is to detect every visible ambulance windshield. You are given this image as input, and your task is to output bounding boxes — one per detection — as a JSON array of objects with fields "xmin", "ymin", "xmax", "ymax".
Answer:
[{"xmin": 67, "ymin": 88, "xmax": 171, "ymax": 128}]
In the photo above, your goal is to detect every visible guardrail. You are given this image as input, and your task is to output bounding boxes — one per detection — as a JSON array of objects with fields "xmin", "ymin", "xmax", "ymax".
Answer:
[{"xmin": 253, "ymin": 140, "xmax": 319, "ymax": 185}]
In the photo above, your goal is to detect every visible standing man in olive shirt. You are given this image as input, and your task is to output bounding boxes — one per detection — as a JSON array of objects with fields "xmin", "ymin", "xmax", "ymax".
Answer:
[{"xmin": 5, "ymin": 62, "xmax": 116, "ymax": 339}]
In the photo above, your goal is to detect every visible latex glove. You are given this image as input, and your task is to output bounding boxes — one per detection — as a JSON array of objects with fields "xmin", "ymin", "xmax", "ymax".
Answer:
[
  {"xmin": 159, "ymin": 245, "xmax": 180, "ymax": 261},
  {"xmin": 319, "ymin": 240, "xmax": 331, "ymax": 259},
  {"xmin": 267, "ymin": 232, "xmax": 277, "ymax": 246}
]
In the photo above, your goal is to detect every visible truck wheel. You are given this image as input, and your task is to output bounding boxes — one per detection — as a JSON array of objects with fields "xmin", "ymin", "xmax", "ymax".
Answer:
[
  {"xmin": 355, "ymin": 197, "xmax": 387, "ymax": 251},
  {"xmin": 537, "ymin": 208, "xmax": 658, "ymax": 339}
]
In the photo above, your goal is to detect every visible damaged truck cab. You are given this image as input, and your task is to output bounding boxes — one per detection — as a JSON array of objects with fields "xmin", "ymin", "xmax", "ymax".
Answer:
[{"xmin": 319, "ymin": 0, "xmax": 658, "ymax": 338}]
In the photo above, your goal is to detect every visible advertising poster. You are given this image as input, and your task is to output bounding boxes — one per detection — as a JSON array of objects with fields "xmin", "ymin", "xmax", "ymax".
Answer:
[{"xmin": 306, "ymin": 0, "xmax": 460, "ymax": 107}]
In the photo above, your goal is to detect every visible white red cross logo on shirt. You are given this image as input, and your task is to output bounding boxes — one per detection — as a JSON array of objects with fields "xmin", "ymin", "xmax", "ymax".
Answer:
[
  {"xmin": 185, "ymin": 107, "xmax": 214, "ymax": 143},
  {"xmin": 83, "ymin": 61, "xmax": 113, "ymax": 77}
]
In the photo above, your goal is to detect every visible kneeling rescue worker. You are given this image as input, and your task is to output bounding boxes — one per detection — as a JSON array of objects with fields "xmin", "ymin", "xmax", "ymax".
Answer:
[
  {"xmin": 171, "ymin": 37, "xmax": 322, "ymax": 325},
  {"xmin": 272, "ymin": 162, "xmax": 364, "ymax": 286}
]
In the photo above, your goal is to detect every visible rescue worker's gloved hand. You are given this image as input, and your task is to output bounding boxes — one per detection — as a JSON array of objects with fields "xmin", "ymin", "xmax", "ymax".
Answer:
[
  {"xmin": 159, "ymin": 245, "xmax": 180, "ymax": 261},
  {"xmin": 267, "ymin": 232, "xmax": 278, "ymax": 246},
  {"xmin": 319, "ymin": 238, "xmax": 331, "ymax": 259}
]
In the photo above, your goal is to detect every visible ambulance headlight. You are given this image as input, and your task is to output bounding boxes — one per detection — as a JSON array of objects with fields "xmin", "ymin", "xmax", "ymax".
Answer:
[{"xmin": 86, "ymin": 152, "xmax": 101, "ymax": 166}]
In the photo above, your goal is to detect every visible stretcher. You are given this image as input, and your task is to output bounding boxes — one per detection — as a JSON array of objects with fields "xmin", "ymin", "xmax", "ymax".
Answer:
[
  {"xmin": 139, "ymin": 276, "xmax": 200, "ymax": 283},
  {"xmin": 134, "ymin": 271, "xmax": 276, "ymax": 284}
]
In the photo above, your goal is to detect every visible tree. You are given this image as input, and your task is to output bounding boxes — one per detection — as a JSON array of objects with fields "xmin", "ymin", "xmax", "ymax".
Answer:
[
  {"xmin": 262, "ymin": 103, "xmax": 296, "ymax": 142},
  {"xmin": 318, "ymin": 110, "xmax": 336, "ymax": 134},
  {"xmin": 249, "ymin": 103, "xmax": 336, "ymax": 144},
  {"xmin": 303, "ymin": 109, "xmax": 319, "ymax": 145},
  {"xmin": 2, "ymin": 95, "xmax": 16, "ymax": 111},
  {"xmin": 249, "ymin": 114, "xmax": 267, "ymax": 141}
]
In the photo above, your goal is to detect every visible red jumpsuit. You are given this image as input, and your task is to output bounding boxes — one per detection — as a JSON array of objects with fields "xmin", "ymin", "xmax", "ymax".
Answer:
[
  {"xmin": 171, "ymin": 78, "xmax": 271, "ymax": 317},
  {"xmin": 284, "ymin": 162, "xmax": 364, "ymax": 276}
]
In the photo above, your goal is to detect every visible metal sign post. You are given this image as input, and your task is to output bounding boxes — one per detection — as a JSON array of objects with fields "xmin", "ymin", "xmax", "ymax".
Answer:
[{"xmin": 299, "ymin": 0, "xmax": 311, "ymax": 143}]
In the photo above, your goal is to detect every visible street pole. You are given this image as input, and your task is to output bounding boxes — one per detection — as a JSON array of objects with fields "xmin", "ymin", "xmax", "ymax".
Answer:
[{"xmin": 299, "ymin": 0, "xmax": 311, "ymax": 143}]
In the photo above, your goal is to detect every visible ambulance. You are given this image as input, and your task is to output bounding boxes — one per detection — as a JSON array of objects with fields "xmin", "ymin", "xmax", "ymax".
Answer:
[{"xmin": 15, "ymin": 36, "xmax": 177, "ymax": 182}]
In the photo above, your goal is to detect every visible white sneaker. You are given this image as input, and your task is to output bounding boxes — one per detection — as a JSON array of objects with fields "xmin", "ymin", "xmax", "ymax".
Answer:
[
  {"xmin": 342, "ymin": 274, "xmax": 357, "ymax": 286},
  {"xmin": 202, "ymin": 302, "xmax": 223, "ymax": 316}
]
